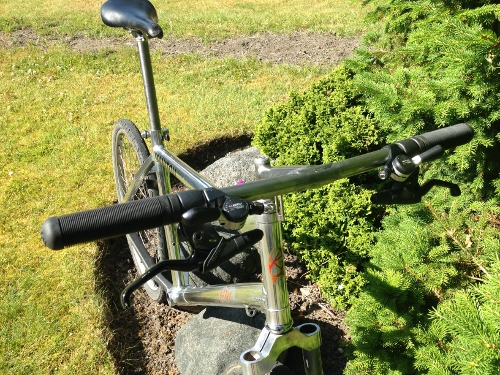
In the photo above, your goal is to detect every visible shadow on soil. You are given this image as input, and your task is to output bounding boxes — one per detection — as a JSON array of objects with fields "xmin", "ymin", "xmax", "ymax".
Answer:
[
  {"xmin": 177, "ymin": 134, "xmax": 253, "ymax": 170},
  {"xmin": 94, "ymin": 134, "xmax": 253, "ymax": 374},
  {"xmin": 94, "ymin": 134, "xmax": 348, "ymax": 375},
  {"xmin": 95, "ymin": 236, "xmax": 147, "ymax": 374}
]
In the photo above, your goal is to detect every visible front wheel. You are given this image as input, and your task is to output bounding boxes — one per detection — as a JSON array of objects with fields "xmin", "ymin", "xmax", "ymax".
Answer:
[{"xmin": 112, "ymin": 119, "xmax": 167, "ymax": 303}]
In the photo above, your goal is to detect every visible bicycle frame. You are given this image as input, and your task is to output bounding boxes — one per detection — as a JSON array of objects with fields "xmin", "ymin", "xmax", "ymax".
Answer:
[
  {"xmin": 127, "ymin": 31, "xmax": 308, "ymax": 374},
  {"xmin": 123, "ymin": 30, "xmax": 391, "ymax": 375}
]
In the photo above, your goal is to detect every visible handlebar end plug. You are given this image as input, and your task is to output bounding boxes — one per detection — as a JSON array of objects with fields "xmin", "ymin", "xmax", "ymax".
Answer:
[{"xmin": 41, "ymin": 217, "xmax": 64, "ymax": 250}]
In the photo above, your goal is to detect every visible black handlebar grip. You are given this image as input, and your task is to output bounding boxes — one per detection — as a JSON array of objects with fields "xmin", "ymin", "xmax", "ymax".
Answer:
[
  {"xmin": 41, "ymin": 194, "xmax": 184, "ymax": 250},
  {"xmin": 394, "ymin": 123, "xmax": 474, "ymax": 156}
]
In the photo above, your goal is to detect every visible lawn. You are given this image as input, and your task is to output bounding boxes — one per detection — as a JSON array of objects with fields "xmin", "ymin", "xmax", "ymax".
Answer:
[{"xmin": 0, "ymin": 0, "xmax": 370, "ymax": 373}]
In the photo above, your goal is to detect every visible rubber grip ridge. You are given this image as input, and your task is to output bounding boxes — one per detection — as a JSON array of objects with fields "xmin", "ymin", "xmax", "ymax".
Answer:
[
  {"xmin": 395, "ymin": 123, "xmax": 473, "ymax": 156},
  {"xmin": 41, "ymin": 196, "xmax": 174, "ymax": 250}
]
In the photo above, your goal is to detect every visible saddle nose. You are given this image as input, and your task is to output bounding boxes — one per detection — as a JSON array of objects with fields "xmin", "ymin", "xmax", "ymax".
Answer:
[{"xmin": 101, "ymin": 0, "xmax": 163, "ymax": 39}]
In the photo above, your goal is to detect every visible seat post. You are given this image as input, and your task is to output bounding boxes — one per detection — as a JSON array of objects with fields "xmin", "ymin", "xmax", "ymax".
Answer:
[{"xmin": 133, "ymin": 31, "xmax": 163, "ymax": 138}]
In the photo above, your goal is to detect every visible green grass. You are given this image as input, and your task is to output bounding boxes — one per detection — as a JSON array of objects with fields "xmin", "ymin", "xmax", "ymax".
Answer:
[
  {"xmin": 0, "ymin": 0, "xmax": 371, "ymax": 39},
  {"xmin": 0, "ymin": 1, "xmax": 370, "ymax": 373},
  {"xmin": 1, "ymin": 46, "xmax": 327, "ymax": 374}
]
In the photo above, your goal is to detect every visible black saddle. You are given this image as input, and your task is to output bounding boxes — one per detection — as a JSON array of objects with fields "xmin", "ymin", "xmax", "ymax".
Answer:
[{"xmin": 101, "ymin": 0, "xmax": 163, "ymax": 39}]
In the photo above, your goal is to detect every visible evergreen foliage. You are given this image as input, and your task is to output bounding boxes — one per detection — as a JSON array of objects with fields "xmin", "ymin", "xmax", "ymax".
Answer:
[
  {"xmin": 253, "ymin": 0, "xmax": 500, "ymax": 371},
  {"xmin": 344, "ymin": 195, "xmax": 500, "ymax": 374},
  {"xmin": 253, "ymin": 65, "xmax": 387, "ymax": 307},
  {"xmin": 348, "ymin": 0, "xmax": 500, "ymax": 195},
  {"xmin": 415, "ymin": 255, "xmax": 500, "ymax": 374},
  {"xmin": 343, "ymin": 0, "xmax": 500, "ymax": 372}
]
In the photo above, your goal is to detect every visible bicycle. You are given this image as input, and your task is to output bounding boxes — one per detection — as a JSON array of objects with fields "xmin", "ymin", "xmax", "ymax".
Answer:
[{"xmin": 40, "ymin": 0, "xmax": 474, "ymax": 374}]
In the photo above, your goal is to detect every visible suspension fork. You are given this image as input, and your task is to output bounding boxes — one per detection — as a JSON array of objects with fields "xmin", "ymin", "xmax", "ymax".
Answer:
[
  {"xmin": 241, "ymin": 199, "xmax": 323, "ymax": 375},
  {"xmin": 255, "ymin": 199, "xmax": 293, "ymax": 333}
]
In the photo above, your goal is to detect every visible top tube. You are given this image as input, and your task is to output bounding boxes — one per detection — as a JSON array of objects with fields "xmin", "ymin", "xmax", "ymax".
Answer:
[
  {"xmin": 153, "ymin": 145, "xmax": 214, "ymax": 190},
  {"xmin": 221, "ymin": 148, "xmax": 390, "ymax": 201}
]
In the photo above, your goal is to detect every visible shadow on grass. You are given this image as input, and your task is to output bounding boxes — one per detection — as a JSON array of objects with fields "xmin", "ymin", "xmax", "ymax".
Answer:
[
  {"xmin": 95, "ymin": 236, "xmax": 149, "ymax": 374},
  {"xmin": 93, "ymin": 134, "xmax": 253, "ymax": 374}
]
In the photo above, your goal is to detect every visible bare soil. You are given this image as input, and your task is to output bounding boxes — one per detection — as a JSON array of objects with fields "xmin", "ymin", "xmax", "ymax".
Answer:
[
  {"xmin": 1, "ymin": 28, "xmax": 359, "ymax": 66},
  {"xmin": 95, "ymin": 140, "xmax": 353, "ymax": 375},
  {"xmin": 6, "ymin": 29, "xmax": 359, "ymax": 374},
  {"xmin": 97, "ymin": 237, "xmax": 350, "ymax": 375}
]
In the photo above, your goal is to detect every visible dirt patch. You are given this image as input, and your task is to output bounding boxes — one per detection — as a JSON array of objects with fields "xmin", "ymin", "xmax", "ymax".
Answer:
[
  {"xmin": 153, "ymin": 32, "xmax": 360, "ymax": 66},
  {"xmin": 96, "ymin": 236, "xmax": 349, "ymax": 375},
  {"xmin": 1, "ymin": 28, "xmax": 359, "ymax": 66}
]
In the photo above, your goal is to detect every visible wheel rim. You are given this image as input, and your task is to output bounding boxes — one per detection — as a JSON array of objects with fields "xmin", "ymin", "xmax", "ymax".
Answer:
[{"xmin": 116, "ymin": 131, "xmax": 162, "ymax": 293}]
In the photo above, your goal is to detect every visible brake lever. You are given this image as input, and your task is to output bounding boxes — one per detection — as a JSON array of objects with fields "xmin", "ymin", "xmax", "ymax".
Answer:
[
  {"xmin": 372, "ymin": 145, "xmax": 461, "ymax": 205},
  {"xmin": 121, "ymin": 256, "xmax": 204, "ymax": 308},
  {"xmin": 121, "ymin": 227, "xmax": 264, "ymax": 308},
  {"xmin": 371, "ymin": 179, "xmax": 461, "ymax": 205},
  {"xmin": 121, "ymin": 194, "xmax": 265, "ymax": 308},
  {"xmin": 420, "ymin": 179, "xmax": 461, "ymax": 197}
]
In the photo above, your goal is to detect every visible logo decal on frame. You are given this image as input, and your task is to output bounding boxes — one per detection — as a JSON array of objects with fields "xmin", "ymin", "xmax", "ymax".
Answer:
[{"xmin": 268, "ymin": 247, "xmax": 284, "ymax": 284}]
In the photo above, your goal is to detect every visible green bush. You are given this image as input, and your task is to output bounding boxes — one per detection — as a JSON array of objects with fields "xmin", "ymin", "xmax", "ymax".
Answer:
[
  {"xmin": 348, "ymin": 0, "xmax": 500, "ymax": 195},
  {"xmin": 253, "ymin": 65, "xmax": 388, "ymax": 307},
  {"xmin": 344, "ymin": 195, "xmax": 500, "ymax": 374},
  {"xmin": 254, "ymin": 0, "xmax": 500, "ymax": 372},
  {"xmin": 415, "ymin": 255, "xmax": 500, "ymax": 375},
  {"xmin": 342, "ymin": 0, "xmax": 500, "ymax": 373}
]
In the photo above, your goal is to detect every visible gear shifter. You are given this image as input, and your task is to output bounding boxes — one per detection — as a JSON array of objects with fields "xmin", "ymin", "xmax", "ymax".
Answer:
[{"xmin": 372, "ymin": 145, "xmax": 461, "ymax": 205}]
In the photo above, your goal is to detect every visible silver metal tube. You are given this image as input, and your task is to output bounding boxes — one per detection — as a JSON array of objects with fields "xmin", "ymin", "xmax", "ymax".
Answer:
[
  {"xmin": 152, "ymin": 160, "xmax": 177, "ymax": 288},
  {"xmin": 152, "ymin": 157, "xmax": 188, "ymax": 288},
  {"xmin": 254, "ymin": 155, "xmax": 304, "ymax": 179},
  {"xmin": 169, "ymin": 283, "xmax": 265, "ymax": 310},
  {"xmin": 122, "ymin": 155, "xmax": 155, "ymax": 202},
  {"xmin": 299, "ymin": 324, "xmax": 324, "ymax": 375},
  {"xmin": 222, "ymin": 148, "xmax": 390, "ymax": 200},
  {"xmin": 255, "ymin": 201, "xmax": 293, "ymax": 334},
  {"xmin": 153, "ymin": 144, "xmax": 214, "ymax": 190},
  {"xmin": 151, "ymin": 144, "xmax": 214, "ymax": 289},
  {"xmin": 135, "ymin": 32, "xmax": 162, "ymax": 133}
]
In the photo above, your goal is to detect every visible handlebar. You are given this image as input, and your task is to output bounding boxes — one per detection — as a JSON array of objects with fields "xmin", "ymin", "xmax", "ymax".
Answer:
[
  {"xmin": 41, "ymin": 190, "xmax": 206, "ymax": 250},
  {"xmin": 392, "ymin": 123, "xmax": 473, "ymax": 156},
  {"xmin": 41, "ymin": 123, "xmax": 473, "ymax": 250}
]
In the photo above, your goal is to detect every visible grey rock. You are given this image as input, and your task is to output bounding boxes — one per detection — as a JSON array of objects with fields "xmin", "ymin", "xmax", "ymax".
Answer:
[
  {"xmin": 200, "ymin": 147, "xmax": 261, "ymax": 188},
  {"xmin": 175, "ymin": 307, "xmax": 265, "ymax": 375},
  {"xmin": 175, "ymin": 147, "xmax": 269, "ymax": 375},
  {"xmin": 176, "ymin": 147, "xmax": 267, "ymax": 375}
]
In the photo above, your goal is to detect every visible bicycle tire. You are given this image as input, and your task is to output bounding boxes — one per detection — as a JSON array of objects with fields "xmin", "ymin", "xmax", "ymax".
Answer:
[{"xmin": 112, "ymin": 119, "xmax": 167, "ymax": 303}]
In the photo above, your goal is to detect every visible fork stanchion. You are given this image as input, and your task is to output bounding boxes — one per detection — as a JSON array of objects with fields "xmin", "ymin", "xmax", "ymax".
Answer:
[
  {"xmin": 298, "ymin": 323, "xmax": 323, "ymax": 375},
  {"xmin": 255, "ymin": 199, "xmax": 293, "ymax": 335}
]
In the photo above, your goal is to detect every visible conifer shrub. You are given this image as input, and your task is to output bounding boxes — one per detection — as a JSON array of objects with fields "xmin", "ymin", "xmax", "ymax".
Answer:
[
  {"xmin": 254, "ymin": 0, "xmax": 500, "ymax": 372},
  {"xmin": 342, "ymin": 0, "xmax": 500, "ymax": 373},
  {"xmin": 415, "ymin": 253, "xmax": 500, "ymax": 375},
  {"xmin": 253, "ymin": 65, "xmax": 388, "ymax": 307},
  {"xmin": 344, "ymin": 196, "xmax": 500, "ymax": 374}
]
